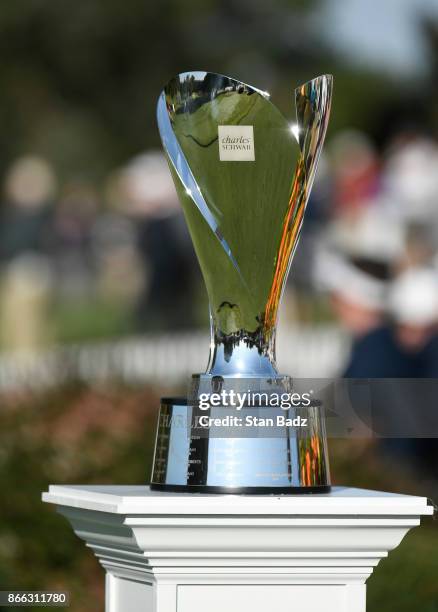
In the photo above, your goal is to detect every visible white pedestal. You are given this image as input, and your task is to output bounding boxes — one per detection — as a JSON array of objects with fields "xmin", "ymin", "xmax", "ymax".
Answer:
[{"xmin": 42, "ymin": 486, "xmax": 432, "ymax": 612}]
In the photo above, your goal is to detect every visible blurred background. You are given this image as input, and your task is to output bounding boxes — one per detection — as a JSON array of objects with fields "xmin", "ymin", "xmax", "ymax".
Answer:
[{"xmin": 1, "ymin": 0, "xmax": 438, "ymax": 610}]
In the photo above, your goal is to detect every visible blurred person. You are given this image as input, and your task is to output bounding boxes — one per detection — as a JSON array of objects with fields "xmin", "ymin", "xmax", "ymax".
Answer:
[
  {"xmin": 287, "ymin": 153, "xmax": 334, "ymax": 321},
  {"xmin": 397, "ymin": 221, "xmax": 437, "ymax": 271},
  {"xmin": 0, "ymin": 156, "xmax": 56, "ymax": 352},
  {"xmin": 51, "ymin": 181, "xmax": 99, "ymax": 298},
  {"xmin": 0, "ymin": 254, "xmax": 53, "ymax": 352},
  {"xmin": 91, "ymin": 212, "xmax": 144, "ymax": 305},
  {"xmin": 320, "ymin": 252, "xmax": 388, "ymax": 339},
  {"xmin": 340, "ymin": 266, "xmax": 438, "ymax": 378},
  {"xmin": 382, "ymin": 134, "xmax": 438, "ymax": 226},
  {"xmin": 379, "ymin": 267, "xmax": 438, "ymax": 479},
  {"xmin": 382, "ymin": 133, "xmax": 438, "ymax": 272},
  {"xmin": 319, "ymin": 251, "xmax": 398, "ymax": 378},
  {"xmin": 320, "ymin": 239, "xmax": 438, "ymax": 475},
  {"xmin": 326, "ymin": 204, "xmax": 405, "ymax": 279},
  {"xmin": 0, "ymin": 155, "xmax": 56, "ymax": 261},
  {"xmin": 388, "ymin": 267, "xmax": 438, "ymax": 375},
  {"xmin": 318, "ymin": 204, "xmax": 418, "ymax": 378},
  {"xmin": 114, "ymin": 152, "xmax": 199, "ymax": 330},
  {"xmin": 316, "ymin": 206, "xmax": 403, "ymax": 333},
  {"xmin": 329, "ymin": 130, "xmax": 380, "ymax": 218}
]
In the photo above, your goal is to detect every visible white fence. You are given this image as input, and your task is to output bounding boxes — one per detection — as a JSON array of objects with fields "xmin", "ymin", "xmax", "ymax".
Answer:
[{"xmin": 0, "ymin": 326, "xmax": 349, "ymax": 392}]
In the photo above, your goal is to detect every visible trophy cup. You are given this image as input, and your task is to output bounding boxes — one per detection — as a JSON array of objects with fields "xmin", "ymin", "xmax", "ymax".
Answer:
[{"xmin": 151, "ymin": 71, "xmax": 332, "ymax": 493}]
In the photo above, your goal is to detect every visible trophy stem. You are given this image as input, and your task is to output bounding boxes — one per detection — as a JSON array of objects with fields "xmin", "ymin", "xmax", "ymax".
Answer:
[{"xmin": 207, "ymin": 325, "xmax": 278, "ymax": 377}]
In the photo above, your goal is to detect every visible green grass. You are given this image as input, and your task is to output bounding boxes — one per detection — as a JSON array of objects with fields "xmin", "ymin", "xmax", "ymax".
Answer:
[
  {"xmin": 51, "ymin": 298, "xmax": 135, "ymax": 344},
  {"xmin": 368, "ymin": 525, "xmax": 438, "ymax": 612}
]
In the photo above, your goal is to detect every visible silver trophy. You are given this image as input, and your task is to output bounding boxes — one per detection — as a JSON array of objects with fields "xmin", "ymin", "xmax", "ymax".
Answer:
[{"xmin": 151, "ymin": 71, "xmax": 333, "ymax": 493}]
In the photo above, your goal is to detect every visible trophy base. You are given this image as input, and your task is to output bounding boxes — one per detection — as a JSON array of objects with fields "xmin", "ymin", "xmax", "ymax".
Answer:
[
  {"xmin": 150, "ymin": 483, "xmax": 331, "ymax": 494},
  {"xmin": 150, "ymin": 398, "xmax": 331, "ymax": 494}
]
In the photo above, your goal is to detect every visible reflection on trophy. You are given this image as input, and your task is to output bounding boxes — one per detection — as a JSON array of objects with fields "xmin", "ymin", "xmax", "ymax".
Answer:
[{"xmin": 151, "ymin": 71, "xmax": 333, "ymax": 493}]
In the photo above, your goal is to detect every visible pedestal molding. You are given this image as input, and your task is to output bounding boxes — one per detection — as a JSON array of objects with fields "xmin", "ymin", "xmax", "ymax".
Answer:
[
  {"xmin": 43, "ymin": 485, "xmax": 431, "ymax": 516},
  {"xmin": 43, "ymin": 485, "xmax": 433, "ymax": 612}
]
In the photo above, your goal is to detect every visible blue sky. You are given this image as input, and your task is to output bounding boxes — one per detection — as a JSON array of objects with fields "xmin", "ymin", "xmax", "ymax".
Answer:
[{"xmin": 317, "ymin": 0, "xmax": 438, "ymax": 75}]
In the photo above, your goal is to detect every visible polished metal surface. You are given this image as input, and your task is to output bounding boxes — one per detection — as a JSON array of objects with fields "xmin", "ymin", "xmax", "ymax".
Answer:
[
  {"xmin": 157, "ymin": 71, "xmax": 332, "ymax": 377},
  {"xmin": 152, "ymin": 71, "xmax": 333, "ymax": 493},
  {"xmin": 151, "ymin": 399, "xmax": 330, "ymax": 492}
]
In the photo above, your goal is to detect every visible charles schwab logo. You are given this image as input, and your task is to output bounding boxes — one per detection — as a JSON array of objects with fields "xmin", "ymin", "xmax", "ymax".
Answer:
[{"xmin": 218, "ymin": 125, "xmax": 255, "ymax": 161}]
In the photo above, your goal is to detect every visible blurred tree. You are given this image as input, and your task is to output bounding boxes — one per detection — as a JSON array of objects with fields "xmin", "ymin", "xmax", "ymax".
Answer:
[
  {"xmin": 423, "ymin": 16, "xmax": 438, "ymax": 133},
  {"xmin": 0, "ymin": 0, "xmax": 324, "ymax": 181},
  {"xmin": 0, "ymin": 0, "xmax": 436, "ymax": 182}
]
